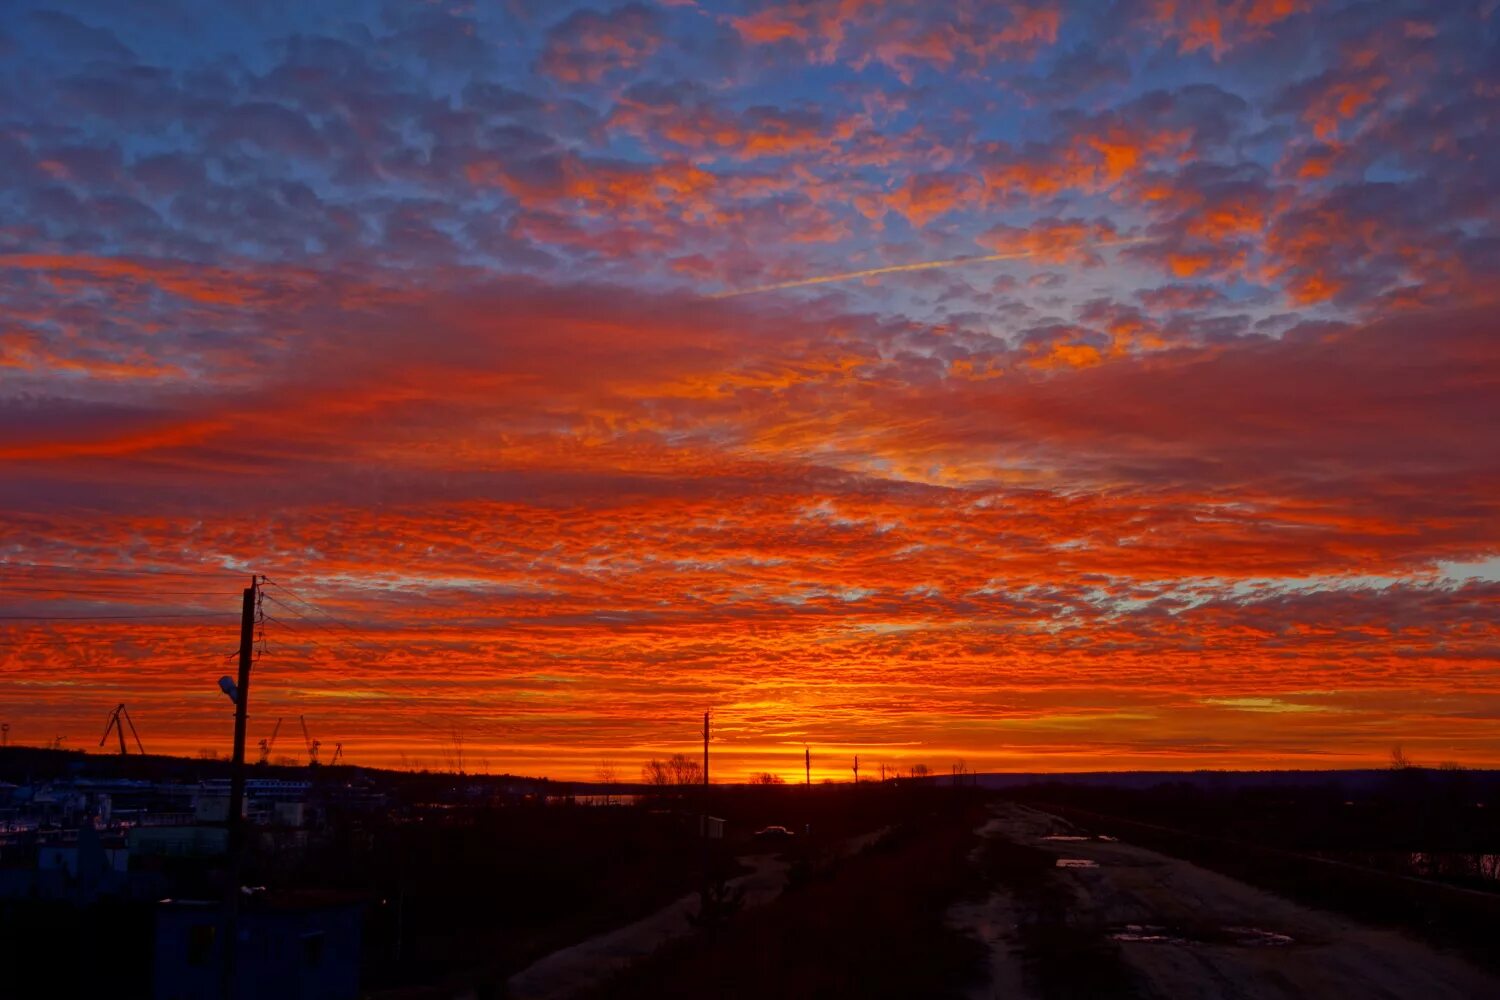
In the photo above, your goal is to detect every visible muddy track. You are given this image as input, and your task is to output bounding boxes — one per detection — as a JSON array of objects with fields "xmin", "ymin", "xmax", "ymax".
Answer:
[{"xmin": 955, "ymin": 803, "xmax": 1500, "ymax": 1000}]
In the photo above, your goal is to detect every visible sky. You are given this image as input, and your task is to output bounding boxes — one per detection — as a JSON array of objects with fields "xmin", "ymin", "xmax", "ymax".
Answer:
[{"xmin": 1, "ymin": 0, "xmax": 1498, "ymax": 781}]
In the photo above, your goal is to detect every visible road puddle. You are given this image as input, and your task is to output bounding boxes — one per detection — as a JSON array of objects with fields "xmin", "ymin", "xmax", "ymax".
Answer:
[
  {"xmin": 1108, "ymin": 923, "xmax": 1296, "ymax": 947},
  {"xmin": 1225, "ymin": 926, "xmax": 1296, "ymax": 946},
  {"xmin": 1055, "ymin": 858, "xmax": 1099, "ymax": 868},
  {"xmin": 1111, "ymin": 924, "xmax": 1184, "ymax": 943},
  {"xmin": 1041, "ymin": 835, "xmax": 1089, "ymax": 841}
]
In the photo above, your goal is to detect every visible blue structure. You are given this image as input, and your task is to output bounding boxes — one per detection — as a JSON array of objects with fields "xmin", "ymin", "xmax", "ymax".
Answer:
[{"xmin": 153, "ymin": 891, "xmax": 362, "ymax": 1000}]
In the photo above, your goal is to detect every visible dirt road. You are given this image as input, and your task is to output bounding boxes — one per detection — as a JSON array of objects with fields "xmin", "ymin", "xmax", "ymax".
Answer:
[
  {"xmin": 502, "ymin": 851, "xmax": 789, "ymax": 1000},
  {"xmin": 958, "ymin": 803, "xmax": 1500, "ymax": 1000},
  {"xmin": 503, "ymin": 825, "xmax": 892, "ymax": 1000}
]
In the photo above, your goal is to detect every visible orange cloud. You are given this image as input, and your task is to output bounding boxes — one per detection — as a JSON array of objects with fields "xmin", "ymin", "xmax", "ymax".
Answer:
[
  {"xmin": 539, "ymin": 4, "xmax": 663, "ymax": 84},
  {"xmin": 985, "ymin": 126, "xmax": 1192, "ymax": 200},
  {"xmin": 0, "ymin": 253, "xmax": 309, "ymax": 307},
  {"xmin": 1149, "ymin": 0, "xmax": 1313, "ymax": 57},
  {"xmin": 885, "ymin": 172, "xmax": 982, "ymax": 228},
  {"xmin": 467, "ymin": 154, "xmax": 720, "ymax": 221},
  {"xmin": 976, "ymin": 217, "xmax": 1118, "ymax": 265}
]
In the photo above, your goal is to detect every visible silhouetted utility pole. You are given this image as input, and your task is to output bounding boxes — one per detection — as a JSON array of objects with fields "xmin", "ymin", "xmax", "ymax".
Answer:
[
  {"xmin": 879, "ymin": 762, "xmax": 886, "ymax": 783},
  {"xmin": 228, "ymin": 578, "xmax": 257, "ymax": 860},
  {"xmin": 852, "ymin": 754, "xmax": 859, "ymax": 784},
  {"xmin": 805, "ymin": 745, "xmax": 811, "ymax": 787},
  {"xmin": 700, "ymin": 711, "xmax": 711, "ymax": 912},
  {"xmin": 223, "ymin": 575, "xmax": 260, "ymax": 1000}
]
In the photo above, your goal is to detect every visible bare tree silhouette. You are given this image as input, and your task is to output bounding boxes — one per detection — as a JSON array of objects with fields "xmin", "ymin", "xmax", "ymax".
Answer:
[
  {"xmin": 641, "ymin": 753, "xmax": 703, "ymax": 786},
  {"xmin": 442, "ymin": 725, "xmax": 467, "ymax": 774},
  {"xmin": 596, "ymin": 760, "xmax": 619, "ymax": 804}
]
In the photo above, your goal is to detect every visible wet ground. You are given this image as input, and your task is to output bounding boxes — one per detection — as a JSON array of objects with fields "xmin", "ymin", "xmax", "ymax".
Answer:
[
  {"xmin": 952, "ymin": 803, "xmax": 1500, "ymax": 1000},
  {"xmin": 502, "ymin": 825, "xmax": 891, "ymax": 1000},
  {"xmin": 502, "ymin": 851, "xmax": 789, "ymax": 1000}
]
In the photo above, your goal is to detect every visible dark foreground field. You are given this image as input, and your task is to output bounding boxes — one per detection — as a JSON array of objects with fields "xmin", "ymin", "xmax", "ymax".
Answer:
[
  {"xmin": 8, "ymin": 767, "xmax": 1500, "ymax": 998},
  {"xmin": 533, "ymin": 773, "xmax": 1500, "ymax": 1000},
  {"xmin": 582, "ymin": 789, "xmax": 987, "ymax": 1000},
  {"xmin": 360, "ymin": 782, "xmax": 975, "ymax": 997}
]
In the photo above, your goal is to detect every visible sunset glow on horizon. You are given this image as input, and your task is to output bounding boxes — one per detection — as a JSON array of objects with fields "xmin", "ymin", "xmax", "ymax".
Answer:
[{"xmin": 2, "ymin": 1, "xmax": 1498, "ymax": 780}]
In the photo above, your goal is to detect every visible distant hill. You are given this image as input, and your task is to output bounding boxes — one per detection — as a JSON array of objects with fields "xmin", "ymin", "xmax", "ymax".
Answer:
[
  {"xmin": 958, "ymin": 768, "xmax": 1500, "ymax": 792},
  {"xmin": 0, "ymin": 744, "xmax": 553, "ymax": 789}
]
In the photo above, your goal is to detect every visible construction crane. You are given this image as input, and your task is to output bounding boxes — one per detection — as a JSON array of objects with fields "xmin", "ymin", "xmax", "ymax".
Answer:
[
  {"xmin": 257, "ymin": 717, "xmax": 283, "ymax": 766},
  {"xmin": 99, "ymin": 704, "xmax": 145, "ymax": 756},
  {"xmin": 329, "ymin": 742, "xmax": 344, "ymax": 766},
  {"xmin": 300, "ymin": 715, "xmax": 321, "ymax": 766}
]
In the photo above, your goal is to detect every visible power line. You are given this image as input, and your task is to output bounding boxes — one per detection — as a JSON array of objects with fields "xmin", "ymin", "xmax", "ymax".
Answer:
[
  {"xmin": 261, "ymin": 594, "xmax": 372, "ymax": 648},
  {"xmin": 260, "ymin": 595, "xmax": 471, "ymax": 704},
  {"xmin": 261, "ymin": 579, "xmax": 385, "ymax": 645},
  {"xmin": 261, "ymin": 613, "xmax": 426, "ymax": 698},
  {"xmin": 258, "ymin": 614, "xmax": 451, "ymax": 735},
  {"xmin": 0, "ymin": 585, "xmax": 233, "ymax": 596},
  {"xmin": 260, "ymin": 586, "xmax": 404, "ymax": 666},
  {"xmin": 262, "ymin": 578, "xmax": 521, "ymax": 742},
  {"xmin": 259, "ymin": 601, "xmax": 472, "ymax": 719},
  {"xmin": 263, "ymin": 579, "xmax": 525, "ymax": 651},
  {"xmin": 0, "ymin": 563, "xmax": 244, "ymax": 582},
  {"xmin": 0, "ymin": 578, "xmax": 453, "ymax": 766},
  {"xmin": 1, "ymin": 572, "xmax": 487, "ymax": 749},
  {"xmin": 0, "ymin": 611, "xmax": 235, "ymax": 621},
  {"xmin": 260, "ymin": 612, "xmax": 347, "ymax": 657},
  {"xmin": 0, "ymin": 637, "xmax": 227, "ymax": 651}
]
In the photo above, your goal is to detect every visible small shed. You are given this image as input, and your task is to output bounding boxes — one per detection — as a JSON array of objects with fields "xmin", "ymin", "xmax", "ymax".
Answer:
[{"xmin": 153, "ymin": 890, "xmax": 363, "ymax": 1000}]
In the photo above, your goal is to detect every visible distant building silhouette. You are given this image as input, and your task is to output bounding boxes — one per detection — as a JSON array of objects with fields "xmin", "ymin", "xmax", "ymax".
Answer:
[{"xmin": 153, "ymin": 890, "xmax": 363, "ymax": 1000}]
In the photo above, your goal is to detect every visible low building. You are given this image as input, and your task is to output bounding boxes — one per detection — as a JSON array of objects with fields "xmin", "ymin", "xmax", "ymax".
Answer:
[
  {"xmin": 130, "ymin": 825, "xmax": 228, "ymax": 859},
  {"xmin": 38, "ymin": 839, "xmax": 129, "ymax": 876},
  {"xmin": 0, "ymin": 824, "xmax": 163, "ymax": 903},
  {"xmin": 153, "ymin": 891, "xmax": 363, "ymax": 1000}
]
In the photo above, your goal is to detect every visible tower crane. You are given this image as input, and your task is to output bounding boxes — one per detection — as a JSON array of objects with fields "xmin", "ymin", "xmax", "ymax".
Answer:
[
  {"xmin": 300, "ymin": 715, "xmax": 321, "ymax": 766},
  {"xmin": 99, "ymin": 704, "xmax": 145, "ymax": 755},
  {"xmin": 257, "ymin": 717, "xmax": 283, "ymax": 766}
]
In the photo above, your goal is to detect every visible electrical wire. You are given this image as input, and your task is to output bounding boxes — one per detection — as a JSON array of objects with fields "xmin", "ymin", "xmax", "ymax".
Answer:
[
  {"xmin": 0, "ymin": 611, "xmax": 235, "ymax": 621},
  {"xmin": 262, "ymin": 579, "xmax": 387, "ymax": 646},
  {"xmin": 0, "ymin": 563, "xmax": 245, "ymax": 582},
  {"xmin": 258, "ymin": 613, "xmax": 450, "ymax": 735},
  {"xmin": 0, "ymin": 585, "xmax": 233, "ymax": 596}
]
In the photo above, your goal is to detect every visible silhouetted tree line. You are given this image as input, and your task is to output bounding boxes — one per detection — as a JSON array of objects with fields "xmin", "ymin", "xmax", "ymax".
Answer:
[{"xmin": 641, "ymin": 753, "xmax": 703, "ymax": 786}]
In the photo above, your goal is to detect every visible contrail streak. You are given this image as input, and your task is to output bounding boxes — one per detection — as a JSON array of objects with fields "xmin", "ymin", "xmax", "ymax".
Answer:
[{"xmin": 708, "ymin": 237, "xmax": 1145, "ymax": 299}]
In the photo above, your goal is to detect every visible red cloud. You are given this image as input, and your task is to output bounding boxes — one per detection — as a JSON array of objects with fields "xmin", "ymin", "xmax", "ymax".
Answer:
[
  {"xmin": 1147, "ymin": 0, "xmax": 1313, "ymax": 58},
  {"xmin": 539, "ymin": 4, "xmax": 663, "ymax": 84},
  {"xmin": 732, "ymin": 0, "xmax": 1060, "ymax": 73},
  {"xmin": 884, "ymin": 172, "xmax": 982, "ymax": 228}
]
